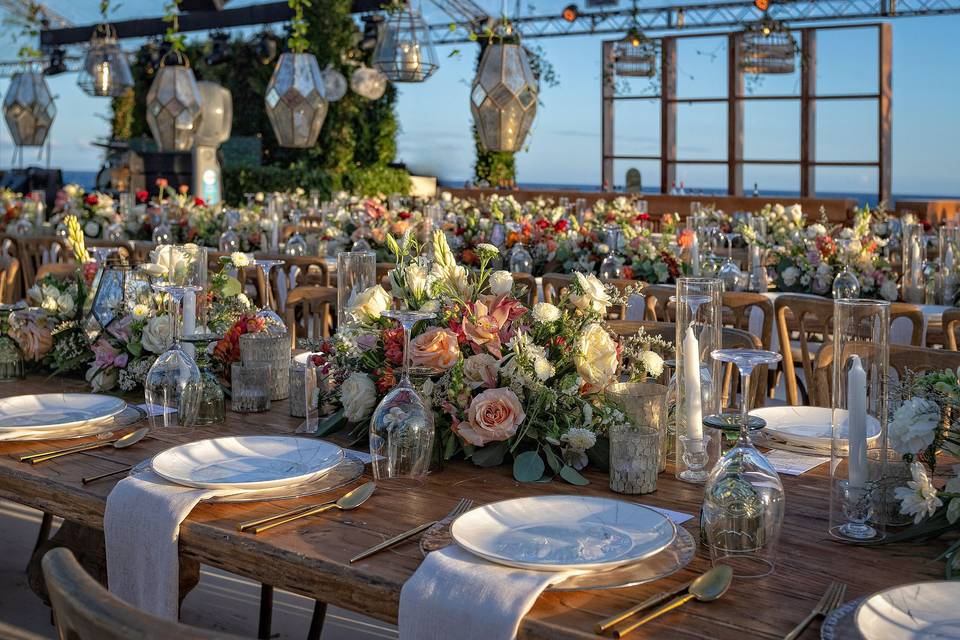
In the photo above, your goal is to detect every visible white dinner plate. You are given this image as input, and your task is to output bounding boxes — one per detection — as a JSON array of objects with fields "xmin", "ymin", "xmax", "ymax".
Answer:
[
  {"xmin": 151, "ymin": 436, "xmax": 344, "ymax": 490},
  {"xmin": 750, "ymin": 406, "xmax": 880, "ymax": 449},
  {"xmin": 0, "ymin": 394, "xmax": 127, "ymax": 431},
  {"xmin": 451, "ymin": 495, "xmax": 677, "ymax": 572},
  {"xmin": 856, "ymin": 581, "xmax": 960, "ymax": 640}
]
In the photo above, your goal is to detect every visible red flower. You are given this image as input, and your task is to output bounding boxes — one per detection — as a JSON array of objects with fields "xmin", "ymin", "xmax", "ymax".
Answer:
[
  {"xmin": 535, "ymin": 218, "xmax": 550, "ymax": 230},
  {"xmin": 84, "ymin": 194, "xmax": 99, "ymax": 206},
  {"xmin": 554, "ymin": 219, "xmax": 569, "ymax": 232},
  {"xmin": 193, "ymin": 197, "xmax": 205, "ymax": 206},
  {"xmin": 635, "ymin": 212, "xmax": 650, "ymax": 222},
  {"xmin": 622, "ymin": 266, "xmax": 635, "ymax": 280},
  {"xmin": 136, "ymin": 190, "xmax": 149, "ymax": 203},
  {"xmin": 397, "ymin": 211, "xmax": 411, "ymax": 220},
  {"xmin": 383, "ymin": 327, "xmax": 405, "ymax": 366}
]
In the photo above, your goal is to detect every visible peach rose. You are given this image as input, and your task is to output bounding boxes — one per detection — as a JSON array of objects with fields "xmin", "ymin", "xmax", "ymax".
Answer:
[
  {"xmin": 411, "ymin": 327, "xmax": 460, "ymax": 371},
  {"xmin": 455, "ymin": 388, "xmax": 526, "ymax": 446}
]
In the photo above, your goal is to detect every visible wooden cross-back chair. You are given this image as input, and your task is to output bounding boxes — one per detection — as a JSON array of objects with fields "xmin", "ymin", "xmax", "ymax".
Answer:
[
  {"xmin": 285, "ymin": 286, "xmax": 337, "ymax": 349},
  {"xmin": 42, "ymin": 548, "xmax": 245, "ymax": 640},
  {"xmin": 511, "ymin": 272, "xmax": 537, "ymax": 307},
  {"xmin": 642, "ymin": 284, "xmax": 675, "ymax": 322},
  {"xmin": 541, "ymin": 272, "xmax": 640, "ymax": 320},
  {"xmin": 942, "ymin": 308, "xmax": 960, "ymax": 351},
  {"xmin": 10, "ymin": 235, "xmax": 69, "ymax": 294},
  {"xmin": 87, "ymin": 240, "xmax": 134, "ymax": 263},
  {"xmin": 0, "ymin": 255, "xmax": 19, "ymax": 304},
  {"xmin": 250, "ymin": 253, "xmax": 331, "ymax": 311}
]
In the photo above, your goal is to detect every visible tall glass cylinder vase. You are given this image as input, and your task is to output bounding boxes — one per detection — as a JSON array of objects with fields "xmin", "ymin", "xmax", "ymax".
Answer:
[
  {"xmin": 337, "ymin": 250, "xmax": 376, "ymax": 328},
  {"xmin": 674, "ymin": 277, "xmax": 723, "ymax": 483},
  {"xmin": 939, "ymin": 227, "xmax": 960, "ymax": 305},
  {"xmin": 901, "ymin": 223, "xmax": 925, "ymax": 303},
  {"xmin": 829, "ymin": 298, "xmax": 889, "ymax": 542}
]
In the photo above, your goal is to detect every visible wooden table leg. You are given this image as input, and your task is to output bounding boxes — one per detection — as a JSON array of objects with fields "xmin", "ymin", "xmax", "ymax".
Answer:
[
  {"xmin": 307, "ymin": 601, "xmax": 327, "ymax": 640},
  {"xmin": 258, "ymin": 584, "xmax": 273, "ymax": 639}
]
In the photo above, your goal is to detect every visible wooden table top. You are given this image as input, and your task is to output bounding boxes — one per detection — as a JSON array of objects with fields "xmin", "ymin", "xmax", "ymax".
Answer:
[{"xmin": 0, "ymin": 376, "xmax": 945, "ymax": 639}]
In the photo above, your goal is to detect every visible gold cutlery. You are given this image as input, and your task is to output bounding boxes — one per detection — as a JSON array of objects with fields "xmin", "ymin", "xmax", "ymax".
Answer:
[
  {"xmin": 241, "ymin": 482, "xmax": 376, "ymax": 534},
  {"xmin": 81, "ymin": 465, "xmax": 133, "ymax": 484},
  {"xmin": 612, "ymin": 565, "xmax": 732, "ymax": 638},
  {"xmin": 25, "ymin": 428, "xmax": 149, "ymax": 465},
  {"xmin": 237, "ymin": 502, "xmax": 329, "ymax": 532},
  {"xmin": 595, "ymin": 580, "xmax": 692, "ymax": 633},
  {"xmin": 782, "ymin": 580, "xmax": 846, "ymax": 640},
  {"xmin": 350, "ymin": 498, "xmax": 473, "ymax": 563},
  {"xmin": 20, "ymin": 438, "xmax": 121, "ymax": 462}
]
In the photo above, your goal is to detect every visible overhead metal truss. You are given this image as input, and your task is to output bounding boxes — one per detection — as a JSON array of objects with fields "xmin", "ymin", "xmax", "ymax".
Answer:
[{"xmin": 430, "ymin": 0, "xmax": 960, "ymax": 43}]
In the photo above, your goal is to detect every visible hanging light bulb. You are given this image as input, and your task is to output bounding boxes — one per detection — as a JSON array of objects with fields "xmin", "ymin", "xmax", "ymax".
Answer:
[
  {"xmin": 78, "ymin": 23, "xmax": 134, "ymax": 97},
  {"xmin": 372, "ymin": 5, "xmax": 438, "ymax": 82},
  {"xmin": 322, "ymin": 65, "xmax": 348, "ymax": 102}
]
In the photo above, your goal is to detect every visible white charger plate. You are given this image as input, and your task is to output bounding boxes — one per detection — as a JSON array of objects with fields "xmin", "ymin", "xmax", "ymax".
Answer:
[
  {"xmin": 0, "ymin": 394, "xmax": 127, "ymax": 431},
  {"xmin": 751, "ymin": 406, "xmax": 880, "ymax": 450},
  {"xmin": 451, "ymin": 495, "xmax": 677, "ymax": 572},
  {"xmin": 856, "ymin": 582, "xmax": 960, "ymax": 640},
  {"xmin": 151, "ymin": 436, "xmax": 344, "ymax": 490}
]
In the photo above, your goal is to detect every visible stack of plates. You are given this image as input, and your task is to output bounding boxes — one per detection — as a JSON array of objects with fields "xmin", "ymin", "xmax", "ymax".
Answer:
[
  {"xmin": 139, "ymin": 436, "xmax": 363, "ymax": 503},
  {"xmin": 449, "ymin": 495, "xmax": 695, "ymax": 591},
  {"xmin": 750, "ymin": 406, "xmax": 881, "ymax": 456},
  {"xmin": 0, "ymin": 394, "xmax": 128, "ymax": 441}
]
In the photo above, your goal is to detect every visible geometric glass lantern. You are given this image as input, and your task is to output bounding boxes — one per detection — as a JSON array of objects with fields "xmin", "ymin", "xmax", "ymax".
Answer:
[
  {"xmin": 145, "ymin": 53, "xmax": 204, "ymax": 151},
  {"xmin": 77, "ymin": 24, "xmax": 134, "ymax": 97},
  {"xmin": 470, "ymin": 42, "xmax": 538, "ymax": 153},
  {"xmin": 372, "ymin": 6, "xmax": 438, "ymax": 82},
  {"xmin": 350, "ymin": 65, "xmax": 388, "ymax": 100},
  {"xmin": 3, "ymin": 71, "xmax": 56, "ymax": 147},
  {"xmin": 322, "ymin": 65, "xmax": 348, "ymax": 102},
  {"xmin": 264, "ymin": 52, "xmax": 328, "ymax": 148},
  {"xmin": 739, "ymin": 15, "xmax": 797, "ymax": 75},
  {"xmin": 612, "ymin": 29, "xmax": 657, "ymax": 78}
]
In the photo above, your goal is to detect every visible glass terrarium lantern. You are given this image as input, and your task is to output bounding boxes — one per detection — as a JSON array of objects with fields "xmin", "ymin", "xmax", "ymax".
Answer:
[
  {"xmin": 372, "ymin": 5, "xmax": 438, "ymax": 83},
  {"xmin": 739, "ymin": 15, "xmax": 798, "ymax": 75},
  {"xmin": 471, "ymin": 42, "xmax": 539, "ymax": 153},
  {"xmin": 77, "ymin": 23, "xmax": 134, "ymax": 97},
  {"xmin": 265, "ymin": 52, "xmax": 329, "ymax": 148},
  {"xmin": 145, "ymin": 52, "xmax": 203, "ymax": 151},
  {"xmin": 3, "ymin": 71, "xmax": 56, "ymax": 147},
  {"xmin": 612, "ymin": 30, "xmax": 657, "ymax": 78}
]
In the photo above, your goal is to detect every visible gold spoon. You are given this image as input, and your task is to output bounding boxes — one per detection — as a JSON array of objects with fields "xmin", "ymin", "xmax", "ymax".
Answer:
[
  {"xmin": 613, "ymin": 565, "xmax": 733, "ymax": 637},
  {"xmin": 29, "ymin": 428, "xmax": 149, "ymax": 465},
  {"xmin": 250, "ymin": 482, "xmax": 377, "ymax": 534}
]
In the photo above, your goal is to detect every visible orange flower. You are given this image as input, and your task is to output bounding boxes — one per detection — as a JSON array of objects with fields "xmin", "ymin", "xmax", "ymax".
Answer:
[
  {"xmin": 678, "ymin": 228, "xmax": 694, "ymax": 249},
  {"xmin": 411, "ymin": 327, "xmax": 460, "ymax": 370}
]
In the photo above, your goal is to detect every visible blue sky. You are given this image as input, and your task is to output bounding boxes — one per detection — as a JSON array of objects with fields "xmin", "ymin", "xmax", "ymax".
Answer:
[{"xmin": 2, "ymin": 1, "xmax": 958, "ymax": 198}]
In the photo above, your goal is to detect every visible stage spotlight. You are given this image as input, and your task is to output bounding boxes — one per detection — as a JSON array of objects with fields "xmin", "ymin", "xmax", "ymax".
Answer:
[{"xmin": 562, "ymin": 4, "xmax": 579, "ymax": 21}]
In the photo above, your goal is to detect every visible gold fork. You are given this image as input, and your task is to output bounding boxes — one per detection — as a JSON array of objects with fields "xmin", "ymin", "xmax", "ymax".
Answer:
[
  {"xmin": 783, "ymin": 581, "xmax": 847, "ymax": 640},
  {"xmin": 350, "ymin": 498, "xmax": 474, "ymax": 563}
]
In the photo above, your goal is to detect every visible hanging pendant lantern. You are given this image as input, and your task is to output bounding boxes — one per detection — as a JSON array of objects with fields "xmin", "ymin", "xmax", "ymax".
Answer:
[
  {"xmin": 350, "ymin": 65, "xmax": 388, "ymax": 100},
  {"xmin": 612, "ymin": 30, "xmax": 657, "ymax": 78},
  {"xmin": 145, "ymin": 52, "xmax": 203, "ymax": 151},
  {"xmin": 78, "ymin": 24, "xmax": 134, "ymax": 97},
  {"xmin": 372, "ymin": 6, "xmax": 438, "ymax": 82},
  {"xmin": 322, "ymin": 65, "xmax": 348, "ymax": 102},
  {"xmin": 470, "ymin": 42, "xmax": 539, "ymax": 153},
  {"xmin": 264, "ymin": 52, "xmax": 328, "ymax": 148},
  {"xmin": 3, "ymin": 71, "xmax": 56, "ymax": 147},
  {"xmin": 739, "ymin": 14, "xmax": 797, "ymax": 74}
]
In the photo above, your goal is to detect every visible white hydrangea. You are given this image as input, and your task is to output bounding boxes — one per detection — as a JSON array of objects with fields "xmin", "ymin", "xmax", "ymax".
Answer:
[{"xmin": 782, "ymin": 266, "xmax": 800, "ymax": 287}]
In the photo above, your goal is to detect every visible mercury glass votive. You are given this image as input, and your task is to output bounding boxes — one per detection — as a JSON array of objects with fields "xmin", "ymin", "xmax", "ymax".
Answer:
[
  {"xmin": 607, "ymin": 382, "xmax": 669, "ymax": 472},
  {"xmin": 0, "ymin": 335, "xmax": 23, "ymax": 381},
  {"xmin": 239, "ymin": 332, "xmax": 290, "ymax": 400},
  {"xmin": 231, "ymin": 363, "xmax": 272, "ymax": 413},
  {"xmin": 609, "ymin": 425, "xmax": 660, "ymax": 494}
]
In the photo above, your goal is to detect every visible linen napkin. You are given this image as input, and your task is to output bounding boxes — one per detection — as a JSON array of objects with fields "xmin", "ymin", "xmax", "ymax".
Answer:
[
  {"xmin": 104, "ymin": 470, "xmax": 235, "ymax": 619},
  {"xmin": 399, "ymin": 545, "xmax": 583, "ymax": 640}
]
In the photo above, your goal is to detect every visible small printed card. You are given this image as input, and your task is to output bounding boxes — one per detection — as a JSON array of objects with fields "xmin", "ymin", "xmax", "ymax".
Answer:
[
  {"xmin": 765, "ymin": 449, "xmax": 829, "ymax": 476},
  {"xmin": 134, "ymin": 403, "xmax": 176, "ymax": 417},
  {"xmin": 643, "ymin": 505, "xmax": 694, "ymax": 525}
]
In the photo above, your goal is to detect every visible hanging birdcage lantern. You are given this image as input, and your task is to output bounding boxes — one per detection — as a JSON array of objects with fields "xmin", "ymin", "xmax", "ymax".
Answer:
[
  {"xmin": 265, "ymin": 52, "xmax": 328, "ymax": 148},
  {"xmin": 145, "ymin": 52, "xmax": 203, "ymax": 151},
  {"xmin": 739, "ymin": 14, "xmax": 797, "ymax": 74},
  {"xmin": 372, "ymin": 5, "xmax": 438, "ymax": 82},
  {"xmin": 612, "ymin": 29, "xmax": 657, "ymax": 78},
  {"xmin": 470, "ymin": 42, "xmax": 538, "ymax": 153},
  {"xmin": 3, "ymin": 71, "xmax": 56, "ymax": 147},
  {"xmin": 351, "ymin": 65, "xmax": 388, "ymax": 100},
  {"xmin": 322, "ymin": 65, "xmax": 348, "ymax": 102},
  {"xmin": 77, "ymin": 23, "xmax": 134, "ymax": 97}
]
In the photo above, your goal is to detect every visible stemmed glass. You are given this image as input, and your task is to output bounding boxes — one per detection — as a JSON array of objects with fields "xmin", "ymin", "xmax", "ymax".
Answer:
[
  {"xmin": 144, "ymin": 283, "xmax": 203, "ymax": 435},
  {"xmin": 832, "ymin": 238, "xmax": 861, "ymax": 299},
  {"xmin": 599, "ymin": 225, "xmax": 624, "ymax": 280},
  {"xmin": 253, "ymin": 259, "xmax": 287, "ymax": 333},
  {"xmin": 219, "ymin": 210, "xmax": 241, "ymax": 252},
  {"xmin": 369, "ymin": 310, "xmax": 437, "ymax": 481},
  {"xmin": 718, "ymin": 232, "xmax": 742, "ymax": 291},
  {"xmin": 703, "ymin": 348, "xmax": 785, "ymax": 579},
  {"xmin": 285, "ymin": 209, "xmax": 308, "ymax": 256},
  {"xmin": 152, "ymin": 206, "xmax": 173, "ymax": 244},
  {"xmin": 181, "ymin": 332, "xmax": 225, "ymax": 426}
]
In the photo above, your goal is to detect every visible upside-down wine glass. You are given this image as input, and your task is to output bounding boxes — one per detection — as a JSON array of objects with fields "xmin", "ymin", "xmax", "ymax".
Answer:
[
  {"xmin": 144, "ymin": 283, "xmax": 203, "ymax": 435},
  {"xmin": 507, "ymin": 222, "xmax": 533, "ymax": 274},
  {"xmin": 219, "ymin": 209, "xmax": 241, "ymax": 253},
  {"xmin": 253, "ymin": 259, "xmax": 287, "ymax": 334},
  {"xmin": 285, "ymin": 209, "xmax": 308, "ymax": 256},
  {"xmin": 703, "ymin": 348, "xmax": 785, "ymax": 579},
  {"xmin": 152, "ymin": 206, "xmax": 173, "ymax": 244},
  {"xmin": 832, "ymin": 238, "xmax": 861, "ymax": 299},
  {"xmin": 718, "ymin": 232, "xmax": 742, "ymax": 291},
  {"xmin": 369, "ymin": 310, "xmax": 437, "ymax": 482},
  {"xmin": 599, "ymin": 225, "xmax": 624, "ymax": 280}
]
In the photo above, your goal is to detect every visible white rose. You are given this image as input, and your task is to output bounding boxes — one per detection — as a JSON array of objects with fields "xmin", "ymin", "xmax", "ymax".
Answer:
[
  {"xmin": 340, "ymin": 372, "xmax": 377, "ymax": 423},
  {"xmin": 346, "ymin": 285, "xmax": 391, "ymax": 323},
  {"xmin": 489, "ymin": 270, "xmax": 514, "ymax": 296},
  {"xmin": 639, "ymin": 350, "xmax": 664, "ymax": 378},
  {"xmin": 570, "ymin": 272, "xmax": 612, "ymax": 314},
  {"xmin": 57, "ymin": 293, "xmax": 75, "ymax": 317},
  {"xmin": 463, "ymin": 353, "xmax": 500, "ymax": 389},
  {"xmin": 42, "ymin": 284, "xmax": 59, "ymax": 300},
  {"xmin": 441, "ymin": 191, "xmax": 452, "ymax": 202},
  {"xmin": 880, "ymin": 279, "xmax": 899, "ymax": 301},
  {"xmin": 789, "ymin": 204, "xmax": 804, "ymax": 224},
  {"xmin": 532, "ymin": 302, "xmax": 561, "ymax": 323},
  {"xmin": 806, "ymin": 223, "xmax": 827, "ymax": 239},
  {"xmin": 85, "ymin": 364, "xmax": 117, "ymax": 392},
  {"xmin": 230, "ymin": 251, "xmax": 251, "ymax": 268},
  {"xmin": 139, "ymin": 263, "xmax": 167, "ymax": 278},
  {"xmin": 141, "ymin": 315, "xmax": 172, "ymax": 354},
  {"xmin": 574, "ymin": 323, "xmax": 619, "ymax": 388},
  {"xmin": 63, "ymin": 184, "xmax": 79, "ymax": 198},
  {"xmin": 153, "ymin": 245, "xmax": 190, "ymax": 282},
  {"xmin": 782, "ymin": 266, "xmax": 800, "ymax": 287},
  {"xmin": 773, "ymin": 204, "xmax": 785, "ymax": 216}
]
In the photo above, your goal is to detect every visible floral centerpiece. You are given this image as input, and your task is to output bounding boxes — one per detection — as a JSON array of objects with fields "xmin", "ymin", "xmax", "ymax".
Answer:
[
  {"xmin": 321, "ymin": 230, "xmax": 669, "ymax": 483},
  {"xmin": 51, "ymin": 184, "xmax": 120, "ymax": 239}
]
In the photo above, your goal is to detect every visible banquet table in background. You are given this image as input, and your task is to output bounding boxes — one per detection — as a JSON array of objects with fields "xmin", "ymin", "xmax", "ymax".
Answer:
[{"xmin": 0, "ymin": 375, "xmax": 946, "ymax": 639}]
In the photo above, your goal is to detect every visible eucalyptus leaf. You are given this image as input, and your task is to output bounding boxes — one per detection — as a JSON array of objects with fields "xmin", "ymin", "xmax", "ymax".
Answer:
[
  {"xmin": 471, "ymin": 441, "xmax": 507, "ymax": 467},
  {"xmin": 544, "ymin": 446, "xmax": 561, "ymax": 473},
  {"xmin": 586, "ymin": 437, "xmax": 610, "ymax": 472},
  {"xmin": 314, "ymin": 408, "xmax": 344, "ymax": 437},
  {"xmin": 559, "ymin": 465, "xmax": 589, "ymax": 486},
  {"xmin": 514, "ymin": 450, "xmax": 545, "ymax": 482}
]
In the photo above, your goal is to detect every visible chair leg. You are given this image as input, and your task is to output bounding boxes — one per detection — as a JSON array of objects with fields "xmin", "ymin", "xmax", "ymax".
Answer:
[
  {"xmin": 306, "ymin": 601, "xmax": 327, "ymax": 640},
  {"xmin": 29, "ymin": 512, "xmax": 53, "ymax": 569},
  {"xmin": 258, "ymin": 584, "xmax": 273, "ymax": 639}
]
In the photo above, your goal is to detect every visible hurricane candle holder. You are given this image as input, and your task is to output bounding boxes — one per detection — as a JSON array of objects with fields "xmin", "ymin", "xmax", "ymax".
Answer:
[
  {"xmin": 902, "ymin": 223, "xmax": 926, "ymax": 303},
  {"xmin": 673, "ymin": 277, "xmax": 723, "ymax": 483},
  {"xmin": 939, "ymin": 227, "xmax": 960, "ymax": 305},
  {"xmin": 609, "ymin": 425, "xmax": 660, "ymax": 494},
  {"xmin": 337, "ymin": 250, "xmax": 376, "ymax": 328},
  {"xmin": 607, "ymin": 382, "xmax": 669, "ymax": 473},
  {"xmin": 231, "ymin": 363, "xmax": 272, "ymax": 413},
  {"xmin": 829, "ymin": 298, "xmax": 890, "ymax": 542},
  {"xmin": 289, "ymin": 359, "xmax": 317, "ymax": 419},
  {"xmin": 239, "ymin": 332, "xmax": 290, "ymax": 401}
]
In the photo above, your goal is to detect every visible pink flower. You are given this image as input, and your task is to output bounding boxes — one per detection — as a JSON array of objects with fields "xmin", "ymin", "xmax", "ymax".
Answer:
[
  {"xmin": 92, "ymin": 338, "xmax": 121, "ymax": 368},
  {"xmin": 411, "ymin": 327, "xmax": 460, "ymax": 370},
  {"xmin": 114, "ymin": 353, "xmax": 129, "ymax": 368},
  {"xmin": 455, "ymin": 388, "xmax": 526, "ymax": 446},
  {"xmin": 461, "ymin": 296, "xmax": 526, "ymax": 359}
]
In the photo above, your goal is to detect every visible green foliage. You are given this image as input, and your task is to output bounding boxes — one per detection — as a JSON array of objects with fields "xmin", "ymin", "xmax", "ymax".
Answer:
[
  {"xmin": 163, "ymin": 0, "xmax": 186, "ymax": 53},
  {"xmin": 222, "ymin": 164, "xmax": 410, "ymax": 204},
  {"xmin": 287, "ymin": 0, "xmax": 312, "ymax": 53}
]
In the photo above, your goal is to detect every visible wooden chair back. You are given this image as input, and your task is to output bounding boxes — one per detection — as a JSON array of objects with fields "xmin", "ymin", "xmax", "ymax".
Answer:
[
  {"xmin": 642, "ymin": 284, "xmax": 675, "ymax": 321},
  {"xmin": 0, "ymin": 255, "xmax": 19, "ymax": 304},
  {"xmin": 130, "ymin": 241, "xmax": 155, "ymax": 265},
  {"xmin": 87, "ymin": 240, "xmax": 134, "ymax": 263},
  {"xmin": 942, "ymin": 308, "xmax": 960, "ymax": 351},
  {"xmin": 721, "ymin": 291, "xmax": 774, "ymax": 349},
  {"xmin": 12, "ymin": 235, "xmax": 69, "ymax": 295},
  {"xmin": 285, "ymin": 286, "xmax": 337, "ymax": 349},
  {"xmin": 889, "ymin": 302, "xmax": 925, "ymax": 346},
  {"xmin": 511, "ymin": 272, "xmax": 537, "ymax": 307},
  {"xmin": 541, "ymin": 272, "xmax": 638, "ymax": 320},
  {"xmin": 774, "ymin": 293, "xmax": 835, "ymax": 405},
  {"xmin": 35, "ymin": 263, "xmax": 77, "ymax": 282},
  {"xmin": 42, "ymin": 547, "xmax": 244, "ymax": 640},
  {"xmin": 251, "ymin": 253, "xmax": 331, "ymax": 311}
]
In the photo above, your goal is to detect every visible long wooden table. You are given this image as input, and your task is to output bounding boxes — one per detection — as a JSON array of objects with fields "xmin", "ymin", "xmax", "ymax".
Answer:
[{"xmin": 0, "ymin": 376, "xmax": 947, "ymax": 639}]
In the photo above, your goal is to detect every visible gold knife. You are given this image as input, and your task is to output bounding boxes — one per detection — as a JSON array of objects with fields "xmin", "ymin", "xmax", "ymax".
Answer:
[{"xmin": 595, "ymin": 580, "xmax": 692, "ymax": 633}]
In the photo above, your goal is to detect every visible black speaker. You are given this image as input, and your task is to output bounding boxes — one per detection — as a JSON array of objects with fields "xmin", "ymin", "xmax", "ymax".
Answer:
[
  {"xmin": 140, "ymin": 152, "xmax": 193, "ymax": 194},
  {"xmin": 0, "ymin": 167, "xmax": 63, "ymax": 208}
]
